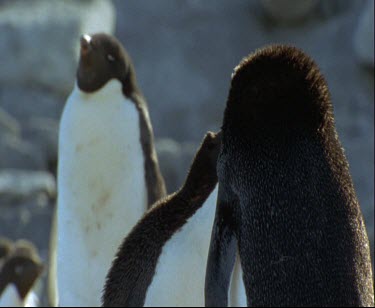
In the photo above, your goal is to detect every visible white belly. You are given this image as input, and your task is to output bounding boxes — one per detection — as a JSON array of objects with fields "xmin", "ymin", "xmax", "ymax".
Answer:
[
  {"xmin": 57, "ymin": 80, "xmax": 147, "ymax": 306},
  {"xmin": 144, "ymin": 186, "xmax": 246, "ymax": 307}
]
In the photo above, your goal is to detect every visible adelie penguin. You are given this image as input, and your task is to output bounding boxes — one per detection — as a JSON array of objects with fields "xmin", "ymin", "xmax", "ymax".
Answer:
[
  {"xmin": 0, "ymin": 238, "xmax": 12, "ymax": 269},
  {"xmin": 102, "ymin": 131, "xmax": 246, "ymax": 307},
  {"xmin": 55, "ymin": 33, "xmax": 166, "ymax": 306},
  {"xmin": 0, "ymin": 241, "xmax": 43, "ymax": 307},
  {"xmin": 205, "ymin": 45, "xmax": 374, "ymax": 306}
]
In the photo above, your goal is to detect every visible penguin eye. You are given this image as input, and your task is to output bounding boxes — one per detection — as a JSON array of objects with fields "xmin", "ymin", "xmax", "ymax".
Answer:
[{"xmin": 107, "ymin": 54, "xmax": 115, "ymax": 62}]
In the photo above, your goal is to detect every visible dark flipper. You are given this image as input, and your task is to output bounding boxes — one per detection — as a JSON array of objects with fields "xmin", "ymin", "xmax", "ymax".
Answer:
[
  {"xmin": 131, "ymin": 93, "xmax": 167, "ymax": 207},
  {"xmin": 205, "ymin": 185, "xmax": 238, "ymax": 307},
  {"xmin": 102, "ymin": 132, "xmax": 222, "ymax": 307}
]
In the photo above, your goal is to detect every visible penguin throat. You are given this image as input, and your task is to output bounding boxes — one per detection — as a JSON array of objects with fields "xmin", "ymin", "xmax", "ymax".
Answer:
[{"xmin": 77, "ymin": 79, "xmax": 124, "ymax": 100}]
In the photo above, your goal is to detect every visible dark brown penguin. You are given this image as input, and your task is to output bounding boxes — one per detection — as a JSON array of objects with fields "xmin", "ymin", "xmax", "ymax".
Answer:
[
  {"xmin": 0, "ymin": 240, "xmax": 43, "ymax": 306},
  {"xmin": 205, "ymin": 45, "xmax": 374, "ymax": 306},
  {"xmin": 102, "ymin": 131, "xmax": 224, "ymax": 307},
  {"xmin": 0, "ymin": 238, "xmax": 12, "ymax": 263}
]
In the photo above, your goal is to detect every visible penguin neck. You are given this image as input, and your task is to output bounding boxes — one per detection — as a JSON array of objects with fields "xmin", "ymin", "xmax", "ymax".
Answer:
[
  {"xmin": 76, "ymin": 79, "xmax": 125, "ymax": 101},
  {"xmin": 224, "ymin": 130, "xmax": 325, "ymax": 194}
]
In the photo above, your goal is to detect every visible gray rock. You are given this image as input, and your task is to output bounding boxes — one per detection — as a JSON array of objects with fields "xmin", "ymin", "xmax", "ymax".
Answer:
[
  {"xmin": 260, "ymin": 0, "xmax": 318, "ymax": 23},
  {"xmin": 0, "ymin": 133, "xmax": 47, "ymax": 170},
  {"xmin": 0, "ymin": 0, "xmax": 115, "ymax": 95},
  {"xmin": 0, "ymin": 169, "xmax": 56, "ymax": 204},
  {"xmin": 0, "ymin": 86, "xmax": 61, "ymax": 173},
  {"xmin": 0, "ymin": 106, "xmax": 21, "ymax": 136},
  {"xmin": 0, "ymin": 85, "xmax": 64, "ymax": 122},
  {"xmin": 22, "ymin": 117, "xmax": 59, "ymax": 165},
  {"xmin": 354, "ymin": 0, "xmax": 374, "ymax": 67}
]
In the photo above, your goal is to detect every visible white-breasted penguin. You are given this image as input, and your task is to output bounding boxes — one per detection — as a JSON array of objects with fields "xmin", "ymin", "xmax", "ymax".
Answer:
[
  {"xmin": 102, "ymin": 131, "xmax": 246, "ymax": 307},
  {"xmin": 0, "ymin": 241, "xmax": 43, "ymax": 307},
  {"xmin": 205, "ymin": 45, "xmax": 374, "ymax": 306},
  {"xmin": 56, "ymin": 33, "xmax": 166, "ymax": 307}
]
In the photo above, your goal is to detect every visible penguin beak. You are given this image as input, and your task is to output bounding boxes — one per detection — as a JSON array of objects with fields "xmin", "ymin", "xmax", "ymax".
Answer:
[{"xmin": 80, "ymin": 34, "xmax": 92, "ymax": 56}]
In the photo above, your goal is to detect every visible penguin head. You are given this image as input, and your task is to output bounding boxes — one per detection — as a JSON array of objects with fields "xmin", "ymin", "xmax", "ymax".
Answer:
[
  {"xmin": 223, "ymin": 45, "xmax": 333, "ymax": 134},
  {"xmin": 77, "ymin": 33, "xmax": 135, "ymax": 94},
  {"xmin": 0, "ymin": 238, "xmax": 12, "ymax": 262},
  {"xmin": 182, "ymin": 131, "xmax": 222, "ymax": 196},
  {"xmin": 0, "ymin": 241, "xmax": 43, "ymax": 300}
]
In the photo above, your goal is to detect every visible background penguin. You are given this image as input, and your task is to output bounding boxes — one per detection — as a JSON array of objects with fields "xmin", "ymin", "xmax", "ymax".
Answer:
[
  {"xmin": 56, "ymin": 33, "xmax": 166, "ymax": 307},
  {"xmin": 103, "ymin": 131, "xmax": 246, "ymax": 307},
  {"xmin": 205, "ymin": 45, "xmax": 374, "ymax": 306},
  {"xmin": 0, "ymin": 240, "xmax": 43, "ymax": 307},
  {"xmin": 0, "ymin": 238, "xmax": 12, "ymax": 268}
]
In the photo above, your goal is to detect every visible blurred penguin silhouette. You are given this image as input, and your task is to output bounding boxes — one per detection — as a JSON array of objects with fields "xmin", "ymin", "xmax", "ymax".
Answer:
[{"xmin": 0, "ymin": 240, "xmax": 43, "ymax": 307}]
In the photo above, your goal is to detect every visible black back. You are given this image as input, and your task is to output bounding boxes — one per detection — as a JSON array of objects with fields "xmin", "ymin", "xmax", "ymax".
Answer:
[{"xmin": 205, "ymin": 45, "xmax": 374, "ymax": 306}]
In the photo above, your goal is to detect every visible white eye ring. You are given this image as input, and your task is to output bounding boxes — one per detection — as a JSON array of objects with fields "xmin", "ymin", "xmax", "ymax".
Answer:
[{"xmin": 107, "ymin": 54, "xmax": 115, "ymax": 62}]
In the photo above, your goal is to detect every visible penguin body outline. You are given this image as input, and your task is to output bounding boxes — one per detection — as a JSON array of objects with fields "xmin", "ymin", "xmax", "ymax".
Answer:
[{"xmin": 205, "ymin": 45, "xmax": 374, "ymax": 306}]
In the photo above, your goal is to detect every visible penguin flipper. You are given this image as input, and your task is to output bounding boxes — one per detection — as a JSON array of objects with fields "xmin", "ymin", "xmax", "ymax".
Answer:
[
  {"xmin": 205, "ymin": 185, "xmax": 238, "ymax": 307},
  {"xmin": 133, "ymin": 95, "xmax": 167, "ymax": 207}
]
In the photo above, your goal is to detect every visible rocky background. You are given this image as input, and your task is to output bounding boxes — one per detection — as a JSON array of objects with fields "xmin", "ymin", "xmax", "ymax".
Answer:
[{"xmin": 0, "ymin": 0, "xmax": 373, "ymax": 305}]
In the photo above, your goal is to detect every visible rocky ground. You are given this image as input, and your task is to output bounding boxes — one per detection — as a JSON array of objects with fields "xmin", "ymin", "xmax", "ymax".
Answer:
[{"xmin": 0, "ymin": 0, "xmax": 373, "ymax": 305}]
